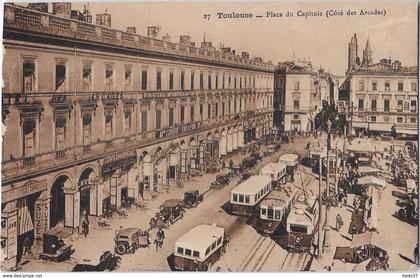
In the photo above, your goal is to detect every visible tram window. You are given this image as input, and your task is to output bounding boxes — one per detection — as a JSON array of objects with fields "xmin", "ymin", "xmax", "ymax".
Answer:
[
  {"xmin": 206, "ymin": 247, "xmax": 211, "ymax": 255},
  {"xmin": 233, "ymin": 194, "xmax": 238, "ymax": 202},
  {"xmin": 193, "ymin": 251, "xmax": 199, "ymax": 257},
  {"xmin": 177, "ymin": 247, "xmax": 184, "ymax": 254},
  {"xmin": 275, "ymin": 210, "xmax": 281, "ymax": 219},
  {"xmin": 185, "ymin": 249, "xmax": 192, "ymax": 256},
  {"xmin": 290, "ymin": 225, "xmax": 307, "ymax": 234},
  {"xmin": 261, "ymin": 208, "xmax": 266, "ymax": 215},
  {"xmin": 245, "ymin": 195, "xmax": 250, "ymax": 203},
  {"xmin": 217, "ymin": 237, "xmax": 222, "ymax": 245},
  {"xmin": 239, "ymin": 194, "xmax": 244, "ymax": 203},
  {"xmin": 212, "ymin": 242, "xmax": 217, "ymax": 249}
]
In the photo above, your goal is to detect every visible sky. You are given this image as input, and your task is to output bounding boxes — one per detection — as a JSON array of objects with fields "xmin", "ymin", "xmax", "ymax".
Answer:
[{"xmin": 22, "ymin": 1, "xmax": 419, "ymax": 76}]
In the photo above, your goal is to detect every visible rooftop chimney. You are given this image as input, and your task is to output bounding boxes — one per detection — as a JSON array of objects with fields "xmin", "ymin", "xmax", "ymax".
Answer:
[
  {"xmin": 162, "ymin": 33, "xmax": 171, "ymax": 42},
  {"xmin": 147, "ymin": 26, "xmax": 161, "ymax": 38},
  {"xmin": 179, "ymin": 35, "xmax": 191, "ymax": 45},
  {"xmin": 27, "ymin": 3, "xmax": 48, "ymax": 13},
  {"xmin": 52, "ymin": 2, "xmax": 72, "ymax": 18},
  {"xmin": 96, "ymin": 10, "xmax": 111, "ymax": 27},
  {"xmin": 126, "ymin": 27, "xmax": 137, "ymax": 34}
]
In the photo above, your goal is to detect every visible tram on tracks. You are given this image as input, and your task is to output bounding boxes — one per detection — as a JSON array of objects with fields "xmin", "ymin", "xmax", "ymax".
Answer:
[
  {"xmin": 260, "ymin": 162, "xmax": 287, "ymax": 188},
  {"xmin": 230, "ymin": 175, "xmax": 272, "ymax": 216},
  {"xmin": 286, "ymin": 193, "xmax": 319, "ymax": 252},
  {"xmin": 279, "ymin": 153, "xmax": 299, "ymax": 181},
  {"xmin": 174, "ymin": 224, "xmax": 226, "ymax": 271},
  {"xmin": 256, "ymin": 184, "xmax": 297, "ymax": 235}
]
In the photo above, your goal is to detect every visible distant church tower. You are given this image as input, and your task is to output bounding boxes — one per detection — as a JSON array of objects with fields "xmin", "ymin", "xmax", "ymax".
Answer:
[
  {"xmin": 348, "ymin": 33, "xmax": 360, "ymax": 71},
  {"xmin": 362, "ymin": 38, "xmax": 373, "ymax": 67}
]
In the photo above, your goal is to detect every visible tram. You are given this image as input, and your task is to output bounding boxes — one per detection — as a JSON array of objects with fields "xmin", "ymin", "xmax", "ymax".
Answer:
[
  {"xmin": 174, "ymin": 224, "xmax": 226, "ymax": 271},
  {"xmin": 286, "ymin": 193, "xmax": 319, "ymax": 252},
  {"xmin": 278, "ymin": 153, "xmax": 299, "ymax": 181},
  {"xmin": 259, "ymin": 162, "xmax": 287, "ymax": 188},
  {"xmin": 256, "ymin": 184, "xmax": 297, "ymax": 235},
  {"xmin": 230, "ymin": 175, "xmax": 272, "ymax": 216}
]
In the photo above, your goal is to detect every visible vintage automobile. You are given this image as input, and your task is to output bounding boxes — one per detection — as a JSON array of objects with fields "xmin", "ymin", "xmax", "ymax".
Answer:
[
  {"xmin": 183, "ymin": 190, "xmax": 204, "ymax": 208},
  {"xmin": 114, "ymin": 228, "xmax": 150, "ymax": 255},
  {"xmin": 237, "ymin": 172, "xmax": 252, "ymax": 184},
  {"xmin": 150, "ymin": 199, "xmax": 185, "ymax": 228},
  {"xmin": 72, "ymin": 251, "xmax": 121, "ymax": 272},
  {"xmin": 241, "ymin": 158, "xmax": 258, "ymax": 169},
  {"xmin": 39, "ymin": 229, "xmax": 75, "ymax": 262},
  {"xmin": 210, "ymin": 175, "xmax": 231, "ymax": 190},
  {"xmin": 250, "ymin": 152, "xmax": 263, "ymax": 162}
]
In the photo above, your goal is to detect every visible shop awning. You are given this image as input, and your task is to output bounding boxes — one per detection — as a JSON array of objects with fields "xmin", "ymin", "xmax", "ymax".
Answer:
[
  {"xmin": 351, "ymin": 232, "xmax": 391, "ymax": 252},
  {"xmin": 368, "ymin": 123, "xmax": 393, "ymax": 132},
  {"xmin": 396, "ymin": 128, "xmax": 418, "ymax": 135},
  {"xmin": 358, "ymin": 175, "xmax": 387, "ymax": 188},
  {"xmin": 352, "ymin": 122, "xmax": 368, "ymax": 128}
]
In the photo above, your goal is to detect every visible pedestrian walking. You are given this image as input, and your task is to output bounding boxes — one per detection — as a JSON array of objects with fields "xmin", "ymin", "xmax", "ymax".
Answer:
[
  {"xmin": 82, "ymin": 216, "xmax": 90, "ymax": 238},
  {"xmin": 414, "ymin": 243, "xmax": 418, "ymax": 264},
  {"xmin": 157, "ymin": 228, "xmax": 165, "ymax": 248},
  {"xmin": 153, "ymin": 238, "xmax": 159, "ymax": 252},
  {"xmin": 336, "ymin": 214, "xmax": 343, "ymax": 232},
  {"xmin": 22, "ymin": 236, "xmax": 32, "ymax": 256}
]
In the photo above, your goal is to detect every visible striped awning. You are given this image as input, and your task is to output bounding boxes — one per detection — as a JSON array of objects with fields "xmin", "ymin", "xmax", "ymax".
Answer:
[{"xmin": 17, "ymin": 199, "xmax": 34, "ymax": 236}]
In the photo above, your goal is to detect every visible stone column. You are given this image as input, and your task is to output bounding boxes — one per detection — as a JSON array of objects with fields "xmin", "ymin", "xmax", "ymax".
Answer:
[
  {"xmin": 227, "ymin": 130, "xmax": 233, "ymax": 153},
  {"xmin": 232, "ymin": 129, "xmax": 238, "ymax": 150},
  {"xmin": 89, "ymin": 183, "xmax": 98, "ymax": 216},
  {"xmin": 219, "ymin": 134, "xmax": 227, "ymax": 157},
  {"xmin": 63, "ymin": 187, "xmax": 80, "ymax": 229},
  {"xmin": 238, "ymin": 128, "xmax": 244, "ymax": 147},
  {"xmin": 1, "ymin": 207, "xmax": 18, "ymax": 271}
]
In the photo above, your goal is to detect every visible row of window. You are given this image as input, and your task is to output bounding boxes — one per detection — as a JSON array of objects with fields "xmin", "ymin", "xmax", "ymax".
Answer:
[
  {"xmin": 261, "ymin": 207, "xmax": 282, "ymax": 220},
  {"xmin": 21, "ymin": 95, "xmax": 267, "ymax": 158},
  {"xmin": 358, "ymin": 80, "xmax": 417, "ymax": 92},
  {"xmin": 232, "ymin": 184, "xmax": 271, "ymax": 204},
  {"xmin": 363, "ymin": 116, "xmax": 417, "ymax": 124},
  {"xmin": 22, "ymin": 58, "xmax": 272, "ymax": 93},
  {"xmin": 176, "ymin": 236, "xmax": 222, "ymax": 258},
  {"xmin": 357, "ymin": 99, "xmax": 417, "ymax": 113}
]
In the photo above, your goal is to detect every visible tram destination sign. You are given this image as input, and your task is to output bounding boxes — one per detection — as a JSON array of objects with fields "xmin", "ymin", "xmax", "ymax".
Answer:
[
  {"xmin": 156, "ymin": 122, "xmax": 198, "ymax": 139},
  {"xmin": 2, "ymin": 179, "xmax": 47, "ymax": 203}
]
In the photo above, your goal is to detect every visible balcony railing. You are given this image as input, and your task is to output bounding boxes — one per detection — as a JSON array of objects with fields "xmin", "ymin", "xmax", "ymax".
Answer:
[
  {"xmin": 55, "ymin": 149, "xmax": 66, "ymax": 158},
  {"xmin": 3, "ymin": 4, "xmax": 274, "ymax": 72},
  {"xmin": 83, "ymin": 144, "xmax": 91, "ymax": 152},
  {"xmin": 22, "ymin": 156, "xmax": 36, "ymax": 166}
]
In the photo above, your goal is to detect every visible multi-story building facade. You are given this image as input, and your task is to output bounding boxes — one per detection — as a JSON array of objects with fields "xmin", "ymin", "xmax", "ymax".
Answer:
[
  {"xmin": 1, "ymin": 3, "xmax": 274, "ymax": 268},
  {"xmin": 274, "ymin": 60, "xmax": 321, "ymax": 134},
  {"xmin": 343, "ymin": 34, "xmax": 418, "ymax": 137}
]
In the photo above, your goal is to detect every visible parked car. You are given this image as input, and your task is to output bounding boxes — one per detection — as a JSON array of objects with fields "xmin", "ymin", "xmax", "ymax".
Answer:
[
  {"xmin": 39, "ymin": 229, "xmax": 75, "ymax": 262},
  {"xmin": 250, "ymin": 152, "xmax": 263, "ymax": 161},
  {"xmin": 72, "ymin": 251, "xmax": 121, "ymax": 272},
  {"xmin": 210, "ymin": 175, "xmax": 231, "ymax": 189},
  {"xmin": 114, "ymin": 228, "xmax": 150, "ymax": 255},
  {"xmin": 150, "ymin": 199, "xmax": 185, "ymax": 228},
  {"xmin": 183, "ymin": 190, "xmax": 204, "ymax": 208}
]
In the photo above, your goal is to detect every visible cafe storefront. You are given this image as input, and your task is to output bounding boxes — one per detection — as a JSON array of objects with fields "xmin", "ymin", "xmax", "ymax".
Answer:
[{"xmin": 1, "ymin": 179, "xmax": 48, "ymax": 269}]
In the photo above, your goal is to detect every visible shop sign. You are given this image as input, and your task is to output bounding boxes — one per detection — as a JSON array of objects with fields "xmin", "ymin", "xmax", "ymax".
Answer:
[
  {"xmin": 102, "ymin": 150, "xmax": 137, "ymax": 175},
  {"xmin": 7, "ymin": 214, "xmax": 18, "ymax": 258},
  {"xmin": 156, "ymin": 122, "xmax": 198, "ymax": 139},
  {"xmin": 2, "ymin": 180, "xmax": 47, "ymax": 203},
  {"xmin": 34, "ymin": 200, "xmax": 49, "ymax": 239}
]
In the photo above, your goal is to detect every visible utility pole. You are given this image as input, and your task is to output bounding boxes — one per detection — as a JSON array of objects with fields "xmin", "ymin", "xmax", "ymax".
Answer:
[
  {"xmin": 317, "ymin": 155, "xmax": 323, "ymax": 258},
  {"xmin": 323, "ymin": 120, "xmax": 331, "ymax": 249}
]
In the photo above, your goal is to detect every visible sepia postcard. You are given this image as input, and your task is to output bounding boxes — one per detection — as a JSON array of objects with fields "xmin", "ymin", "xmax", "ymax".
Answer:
[{"xmin": 0, "ymin": 0, "xmax": 418, "ymax": 274}]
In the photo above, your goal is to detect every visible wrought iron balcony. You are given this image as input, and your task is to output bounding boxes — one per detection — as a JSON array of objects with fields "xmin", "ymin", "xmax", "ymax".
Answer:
[
  {"xmin": 83, "ymin": 144, "xmax": 92, "ymax": 152},
  {"xmin": 55, "ymin": 149, "xmax": 66, "ymax": 158},
  {"xmin": 22, "ymin": 156, "xmax": 36, "ymax": 166}
]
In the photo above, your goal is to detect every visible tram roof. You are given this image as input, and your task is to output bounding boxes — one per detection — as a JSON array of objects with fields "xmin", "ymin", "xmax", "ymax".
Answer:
[
  {"xmin": 260, "ymin": 185, "xmax": 296, "ymax": 207},
  {"xmin": 260, "ymin": 163, "xmax": 286, "ymax": 174},
  {"xmin": 175, "ymin": 224, "xmax": 224, "ymax": 250},
  {"xmin": 278, "ymin": 153, "xmax": 299, "ymax": 166},
  {"xmin": 231, "ymin": 175, "xmax": 271, "ymax": 195}
]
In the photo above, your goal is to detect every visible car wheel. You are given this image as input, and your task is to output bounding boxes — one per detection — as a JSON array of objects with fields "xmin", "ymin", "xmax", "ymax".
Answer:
[{"xmin": 116, "ymin": 244, "xmax": 127, "ymax": 255}]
